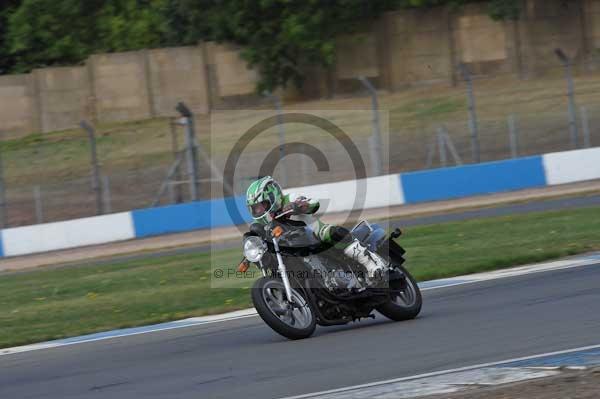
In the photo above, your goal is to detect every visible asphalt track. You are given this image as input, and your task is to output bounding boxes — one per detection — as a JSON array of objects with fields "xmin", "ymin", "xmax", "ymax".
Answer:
[{"xmin": 1, "ymin": 262, "xmax": 599, "ymax": 399}]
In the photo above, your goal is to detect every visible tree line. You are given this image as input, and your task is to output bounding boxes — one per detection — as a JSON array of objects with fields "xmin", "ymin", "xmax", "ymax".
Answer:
[{"xmin": 0, "ymin": 0, "xmax": 520, "ymax": 92}]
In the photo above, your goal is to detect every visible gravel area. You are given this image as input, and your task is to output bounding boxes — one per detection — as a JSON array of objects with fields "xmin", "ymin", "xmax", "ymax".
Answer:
[{"xmin": 426, "ymin": 367, "xmax": 600, "ymax": 399}]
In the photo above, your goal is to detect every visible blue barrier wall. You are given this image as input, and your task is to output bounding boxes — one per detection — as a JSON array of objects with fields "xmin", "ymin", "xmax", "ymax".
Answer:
[
  {"xmin": 0, "ymin": 232, "xmax": 4, "ymax": 257},
  {"xmin": 132, "ymin": 195, "xmax": 252, "ymax": 238},
  {"xmin": 400, "ymin": 156, "xmax": 547, "ymax": 204}
]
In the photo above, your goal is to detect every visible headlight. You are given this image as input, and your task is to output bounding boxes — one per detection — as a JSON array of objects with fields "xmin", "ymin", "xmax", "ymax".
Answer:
[{"xmin": 243, "ymin": 236, "xmax": 266, "ymax": 262}]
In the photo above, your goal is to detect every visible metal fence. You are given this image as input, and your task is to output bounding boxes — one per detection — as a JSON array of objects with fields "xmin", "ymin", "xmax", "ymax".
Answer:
[{"xmin": 1, "ymin": 53, "xmax": 600, "ymax": 228}]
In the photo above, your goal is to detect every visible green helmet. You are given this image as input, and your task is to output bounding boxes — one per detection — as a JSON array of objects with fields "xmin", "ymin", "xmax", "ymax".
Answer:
[{"xmin": 246, "ymin": 176, "xmax": 283, "ymax": 223}]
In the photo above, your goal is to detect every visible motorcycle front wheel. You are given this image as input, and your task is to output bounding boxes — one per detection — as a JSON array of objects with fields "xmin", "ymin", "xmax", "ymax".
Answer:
[
  {"xmin": 376, "ymin": 266, "xmax": 422, "ymax": 321},
  {"xmin": 251, "ymin": 277, "xmax": 317, "ymax": 340}
]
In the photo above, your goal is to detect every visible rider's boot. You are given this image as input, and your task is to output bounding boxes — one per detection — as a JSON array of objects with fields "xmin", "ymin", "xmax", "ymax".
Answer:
[{"xmin": 343, "ymin": 239, "xmax": 388, "ymax": 279}]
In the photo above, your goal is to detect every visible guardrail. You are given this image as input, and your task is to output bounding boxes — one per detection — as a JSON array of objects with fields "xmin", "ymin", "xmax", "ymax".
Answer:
[{"xmin": 1, "ymin": 147, "xmax": 598, "ymax": 258}]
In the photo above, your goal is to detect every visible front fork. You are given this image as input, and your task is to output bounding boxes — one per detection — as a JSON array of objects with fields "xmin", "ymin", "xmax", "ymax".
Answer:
[{"xmin": 272, "ymin": 237, "xmax": 295, "ymax": 303}]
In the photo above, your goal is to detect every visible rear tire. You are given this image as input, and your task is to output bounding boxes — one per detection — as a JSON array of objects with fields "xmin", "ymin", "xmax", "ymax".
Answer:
[
  {"xmin": 251, "ymin": 277, "xmax": 316, "ymax": 340},
  {"xmin": 377, "ymin": 266, "xmax": 422, "ymax": 321}
]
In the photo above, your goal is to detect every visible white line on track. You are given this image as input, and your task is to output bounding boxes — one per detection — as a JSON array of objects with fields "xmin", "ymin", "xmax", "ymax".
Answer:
[
  {"xmin": 0, "ymin": 309, "xmax": 258, "ymax": 356},
  {"xmin": 420, "ymin": 255, "xmax": 599, "ymax": 291},
  {"xmin": 279, "ymin": 343, "xmax": 600, "ymax": 399},
  {"xmin": 1, "ymin": 254, "xmax": 598, "ymax": 357}
]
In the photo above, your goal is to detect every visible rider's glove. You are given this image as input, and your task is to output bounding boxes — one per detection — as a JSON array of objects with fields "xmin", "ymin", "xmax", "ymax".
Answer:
[{"xmin": 291, "ymin": 197, "xmax": 310, "ymax": 213}]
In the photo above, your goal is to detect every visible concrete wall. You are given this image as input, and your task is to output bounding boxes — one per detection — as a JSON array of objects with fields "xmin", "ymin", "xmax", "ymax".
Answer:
[
  {"xmin": 89, "ymin": 51, "xmax": 153, "ymax": 123},
  {"xmin": 202, "ymin": 42, "xmax": 266, "ymax": 108},
  {"xmin": 452, "ymin": 4, "xmax": 516, "ymax": 77},
  {"xmin": 34, "ymin": 66, "xmax": 91, "ymax": 132},
  {"xmin": 370, "ymin": 2, "xmax": 515, "ymax": 88},
  {"xmin": 2, "ymin": 0, "xmax": 600, "ymax": 135},
  {"xmin": 518, "ymin": 0, "xmax": 586, "ymax": 76},
  {"xmin": 335, "ymin": 32, "xmax": 379, "ymax": 80},
  {"xmin": 147, "ymin": 46, "xmax": 210, "ymax": 115},
  {"xmin": 0, "ymin": 46, "xmax": 217, "ymax": 134},
  {"xmin": 334, "ymin": 30, "xmax": 381, "ymax": 92},
  {"xmin": 585, "ymin": 0, "xmax": 600, "ymax": 50},
  {"xmin": 385, "ymin": 7, "xmax": 454, "ymax": 89},
  {"xmin": 0, "ymin": 74, "xmax": 39, "ymax": 137},
  {"xmin": 205, "ymin": 42, "xmax": 259, "ymax": 98},
  {"xmin": 327, "ymin": 0, "xmax": 595, "ymax": 91}
]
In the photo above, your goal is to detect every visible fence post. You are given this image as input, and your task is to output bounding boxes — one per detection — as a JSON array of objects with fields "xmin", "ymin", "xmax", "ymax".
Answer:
[
  {"xmin": 555, "ymin": 49, "xmax": 579, "ymax": 149},
  {"xmin": 176, "ymin": 102, "xmax": 200, "ymax": 201},
  {"xmin": 0, "ymin": 131, "xmax": 6, "ymax": 228},
  {"xmin": 151, "ymin": 154, "xmax": 185, "ymax": 207},
  {"xmin": 33, "ymin": 185, "xmax": 43, "ymax": 224},
  {"xmin": 366, "ymin": 135, "xmax": 380, "ymax": 175},
  {"xmin": 441, "ymin": 127, "xmax": 463, "ymax": 165},
  {"xmin": 437, "ymin": 127, "xmax": 447, "ymax": 167},
  {"xmin": 80, "ymin": 121, "xmax": 103, "ymax": 215},
  {"xmin": 357, "ymin": 76, "xmax": 384, "ymax": 176},
  {"xmin": 102, "ymin": 175, "xmax": 112, "ymax": 214},
  {"xmin": 508, "ymin": 114, "xmax": 519, "ymax": 158},
  {"xmin": 425, "ymin": 137, "xmax": 435, "ymax": 169},
  {"xmin": 458, "ymin": 63, "xmax": 481, "ymax": 163},
  {"xmin": 168, "ymin": 181, "xmax": 176, "ymax": 204},
  {"xmin": 580, "ymin": 106, "xmax": 591, "ymax": 148},
  {"xmin": 169, "ymin": 117, "xmax": 184, "ymax": 203}
]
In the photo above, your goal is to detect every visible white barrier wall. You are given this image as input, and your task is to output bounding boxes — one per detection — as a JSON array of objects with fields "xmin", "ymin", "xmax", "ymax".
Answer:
[
  {"xmin": 285, "ymin": 174, "xmax": 404, "ymax": 213},
  {"xmin": 543, "ymin": 147, "xmax": 600, "ymax": 186},
  {"xmin": 2, "ymin": 212, "xmax": 135, "ymax": 257}
]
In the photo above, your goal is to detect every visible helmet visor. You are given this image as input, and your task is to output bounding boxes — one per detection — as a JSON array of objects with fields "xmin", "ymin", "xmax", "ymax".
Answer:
[{"xmin": 250, "ymin": 200, "xmax": 272, "ymax": 218}]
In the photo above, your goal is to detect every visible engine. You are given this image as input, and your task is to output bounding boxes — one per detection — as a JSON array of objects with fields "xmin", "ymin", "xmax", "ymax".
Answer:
[{"xmin": 303, "ymin": 255, "xmax": 363, "ymax": 292}]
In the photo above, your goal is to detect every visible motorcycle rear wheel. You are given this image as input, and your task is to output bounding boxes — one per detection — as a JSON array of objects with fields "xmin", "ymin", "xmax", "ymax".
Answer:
[{"xmin": 251, "ymin": 277, "xmax": 317, "ymax": 340}]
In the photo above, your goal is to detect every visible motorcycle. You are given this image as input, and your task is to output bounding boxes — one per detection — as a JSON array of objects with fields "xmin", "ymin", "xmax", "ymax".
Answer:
[{"xmin": 238, "ymin": 218, "xmax": 422, "ymax": 339}]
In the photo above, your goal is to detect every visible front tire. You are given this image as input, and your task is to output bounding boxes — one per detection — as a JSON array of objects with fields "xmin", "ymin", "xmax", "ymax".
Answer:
[
  {"xmin": 377, "ymin": 266, "xmax": 422, "ymax": 321},
  {"xmin": 251, "ymin": 277, "xmax": 316, "ymax": 340}
]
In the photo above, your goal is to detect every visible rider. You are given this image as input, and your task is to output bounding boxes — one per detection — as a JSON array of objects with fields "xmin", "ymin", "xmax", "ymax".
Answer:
[{"xmin": 245, "ymin": 176, "xmax": 387, "ymax": 278}]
